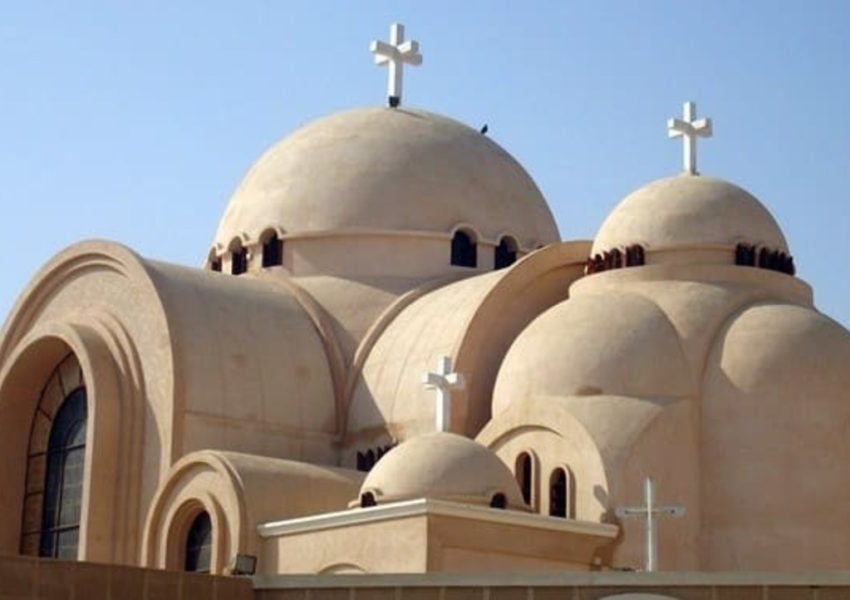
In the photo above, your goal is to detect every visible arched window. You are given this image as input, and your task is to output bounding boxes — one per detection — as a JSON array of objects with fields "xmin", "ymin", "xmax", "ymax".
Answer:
[
  {"xmin": 39, "ymin": 387, "xmax": 87, "ymax": 558},
  {"xmin": 549, "ymin": 467, "xmax": 575, "ymax": 519},
  {"xmin": 184, "ymin": 511, "xmax": 212, "ymax": 573},
  {"xmin": 231, "ymin": 247, "xmax": 248, "ymax": 275},
  {"xmin": 494, "ymin": 236, "xmax": 518, "ymax": 270},
  {"xmin": 208, "ymin": 248, "xmax": 222, "ymax": 273},
  {"xmin": 451, "ymin": 230, "xmax": 477, "ymax": 268},
  {"xmin": 261, "ymin": 232, "xmax": 283, "ymax": 268},
  {"xmin": 489, "ymin": 493, "xmax": 507, "ymax": 509},
  {"xmin": 360, "ymin": 492, "xmax": 377, "ymax": 508},
  {"xmin": 515, "ymin": 452, "xmax": 534, "ymax": 507}
]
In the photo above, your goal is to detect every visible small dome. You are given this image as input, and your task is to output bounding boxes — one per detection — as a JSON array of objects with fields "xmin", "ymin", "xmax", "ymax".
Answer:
[
  {"xmin": 213, "ymin": 107, "xmax": 559, "ymax": 250},
  {"xmin": 357, "ymin": 432, "xmax": 526, "ymax": 509},
  {"xmin": 591, "ymin": 175, "xmax": 788, "ymax": 256},
  {"xmin": 493, "ymin": 292, "xmax": 692, "ymax": 415}
]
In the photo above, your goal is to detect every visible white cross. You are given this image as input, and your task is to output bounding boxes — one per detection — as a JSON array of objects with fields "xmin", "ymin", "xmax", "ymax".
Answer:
[
  {"xmin": 667, "ymin": 101, "xmax": 713, "ymax": 175},
  {"xmin": 615, "ymin": 477, "xmax": 685, "ymax": 572},
  {"xmin": 422, "ymin": 356, "xmax": 465, "ymax": 432},
  {"xmin": 370, "ymin": 23, "xmax": 422, "ymax": 108}
]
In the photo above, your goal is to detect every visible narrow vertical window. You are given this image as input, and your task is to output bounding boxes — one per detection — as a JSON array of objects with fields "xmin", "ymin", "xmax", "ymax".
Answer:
[
  {"xmin": 262, "ymin": 232, "xmax": 283, "ymax": 268},
  {"xmin": 231, "ymin": 248, "xmax": 248, "ymax": 275},
  {"xmin": 184, "ymin": 511, "xmax": 212, "ymax": 573},
  {"xmin": 494, "ymin": 236, "xmax": 518, "ymax": 270},
  {"xmin": 550, "ymin": 468, "xmax": 566, "ymax": 517},
  {"xmin": 549, "ymin": 467, "xmax": 575, "ymax": 519},
  {"xmin": 515, "ymin": 452, "xmax": 533, "ymax": 507},
  {"xmin": 39, "ymin": 388, "xmax": 87, "ymax": 558},
  {"xmin": 451, "ymin": 230, "xmax": 477, "ymax": 268}
]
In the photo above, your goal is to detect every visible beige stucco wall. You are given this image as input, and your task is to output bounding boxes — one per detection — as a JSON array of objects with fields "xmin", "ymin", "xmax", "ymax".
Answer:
[
  {"xmin": 144, "ymin": 450, "xmax": 364, "ymax": 575},
  {"xmin": 488, "ymin": 258, "xmax": 850, "ymax": 571},
  {"xmin": 260, "ymin": 506, "xmax": 615, "ymax": 575},
  {"xmin": 0, "ymin": 240, "xmax": 344, "ymax": 566},
  {"xmin": 344, "ymin": 242, "xmax": 589, "ymax": 457}
]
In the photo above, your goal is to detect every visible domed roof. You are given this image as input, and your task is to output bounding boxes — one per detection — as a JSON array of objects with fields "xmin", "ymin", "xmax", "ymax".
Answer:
[
  {"xmin": 591, "ymin": 174, "xmax": 788, "ymax": 255},
  {"xmin": 493, "ymin": 292, "xmax": 692, "ymax": 415},
  {"xmin": 357, "ymin": 432, "xmax": 526, "ymax": 509},
  {"xmin": 213, "ymin": 107, "xmax": 559, "ymax": 250},
  {"xmin": 704, "ymin": 303, "xmax": 850, "ymax": 405}
]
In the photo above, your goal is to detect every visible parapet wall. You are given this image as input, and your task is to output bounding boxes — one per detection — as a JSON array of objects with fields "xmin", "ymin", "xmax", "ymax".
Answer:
[
  {"xmin": 0, "ymin": 555, "xmax": 252, "ymax": 599},
  {"xmin": 253, "ymin": 572, "xmax": 850, "ymax": 600}
]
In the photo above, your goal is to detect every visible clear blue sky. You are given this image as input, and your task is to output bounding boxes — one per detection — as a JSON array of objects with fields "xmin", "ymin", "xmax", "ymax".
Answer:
[{"xmin": 1, "ymin": 2, "xmax": 849, "ymax": 326}]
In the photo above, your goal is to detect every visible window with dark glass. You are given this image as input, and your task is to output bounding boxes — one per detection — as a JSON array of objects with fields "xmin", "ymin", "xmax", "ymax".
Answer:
[
  {"xmin": 489, "ymin": 493, "xmax": 507, "ymax": 509},
  {"xmin": 549, "ymin": 468, "xmax": 568, "ymax": 518},
  {"xmin": 184, "ymin": 511, "xmax": 213, "ymax": 573},
  {"xmin": 231, "ymin": 248, "xmax": 248, "ymax": 275},
  {"xmin": 39, "ymin": 387, "xmax": 87, "ymax": 559},
  {"xmin": 516, "ymin": 452, "xmax": 533, "ymax": 506},
  {"xmin": 451, "ymin": 231, "xmax": 477, "ymax": 268},
  {"xmin": 494, "ymin": 237, "xmax": 518, "ymax": 269},
  {"xmin": 262, "ymin": 233, "xmax": 283, "ymax": 267}
]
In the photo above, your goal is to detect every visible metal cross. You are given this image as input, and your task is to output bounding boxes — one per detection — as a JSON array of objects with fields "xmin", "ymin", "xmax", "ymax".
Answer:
[
  {"xmin": 422, "ymin": 356, "xmax": 465, "ymax": 432},
  {"xmin": 615, "ymin": 477, "xmax": 684, "ymax": 572},
  {"xmin": 370, "ymin": 23, "xmax": 422, "ymax": 108},
  {"xmin": 667, "ymin": 101, "xmax": 713, "ymax": 175}
]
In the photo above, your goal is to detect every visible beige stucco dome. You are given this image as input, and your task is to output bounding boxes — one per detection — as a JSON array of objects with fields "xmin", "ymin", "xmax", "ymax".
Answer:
[
  {"xmin": 700, "ymin": 302, "xmax": 850, "ymax": 569},
  {"xmin": 357, "ymin": 432, "xmax": 526, "ymax": 509},
  {"xmin": 591, "ymin": 174, "xmax": 789, "ymax": 255},
  {"xmin": 213, "ymin": 106, "xmax": 560, "ymax": 250},
  {"xmin": 493, "ymin": 292, "xmax": 693, "ymax": 415}
]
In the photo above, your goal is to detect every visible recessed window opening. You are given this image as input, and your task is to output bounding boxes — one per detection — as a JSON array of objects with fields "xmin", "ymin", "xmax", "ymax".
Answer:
[
  {"xmin": 550, "ymin": 468, "xmax": 567, "ymax": 518},
  {"xmin": 39, "ymin": 387, "xmax": 87, "ymax": 559},
  {"xmin": 184, "ymin": 511, "xmax": 213, "ymax": 573},
  {"xmin": 451, "ymin": 230, "xmax": 477, "ymax": 268},
  {"xmin": 489, "ymin": 493, "xmax": 507, "ymax": 509},
  {"xmin": 262, "ymin": 232, "xmax": 283, "ymax": 268},
  {"xmin": 231, "ymin": 244, "xmax": 248, "ymax": 275},
  {"xmin": 494, "ymin": 236, "xmax": 518, "ymax": 270},
  {"xmin": 360, "ymin": 492, "xmax": 377, "ymax": 508},
  {"xmin": 515, "ymin": 452, "xmax": 533, "ymax": 506}
]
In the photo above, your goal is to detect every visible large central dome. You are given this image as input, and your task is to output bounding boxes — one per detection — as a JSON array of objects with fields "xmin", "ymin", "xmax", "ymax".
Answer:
[{"xmin": 213, "ymin": 107, "xmax": 559, "ymax": 250}]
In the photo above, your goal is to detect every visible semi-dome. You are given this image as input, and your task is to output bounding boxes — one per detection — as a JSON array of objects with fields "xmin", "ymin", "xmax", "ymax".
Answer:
[
  {"xmin": 493, "ymin": 292, "xmax": 692, "ymax": 416},
  {"xmin": 591, "ymin": 174, "xmax": 788, "ymax": 256},
  {"xmin": 213, "ymin": 107, "xmax": 559, "ymax": 251},
  {"xmin": 356, "ymin": 432, "xmax": 526, "ymax": 510}
]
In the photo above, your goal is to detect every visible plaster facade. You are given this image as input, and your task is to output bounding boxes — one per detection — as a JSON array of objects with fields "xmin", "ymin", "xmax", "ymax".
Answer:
[{"xmin": 2, "ymin": 94, "xmax": 849, "ymax": 579}]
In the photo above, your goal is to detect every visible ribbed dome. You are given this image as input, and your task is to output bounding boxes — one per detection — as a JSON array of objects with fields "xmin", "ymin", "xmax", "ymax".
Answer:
[
  {"xmin": 591, "ymin": 175, "xmax": 788, "ymax": 255},
  {"xmin": 213, "ymin": 107, "xmax": 559, "ymax": 250},
  {"xmin": 357, "ymin": 432, "xmax": 526, "ymax": 509}
]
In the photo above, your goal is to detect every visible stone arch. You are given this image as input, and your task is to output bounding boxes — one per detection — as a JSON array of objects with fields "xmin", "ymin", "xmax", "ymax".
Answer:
[
  {"xmin": 0, "ymin": 320, "xmax": 141, "ymax": 563},
  {"xmin": 142, "ymin": 452, "xmax": 247, "ymax": 575}
]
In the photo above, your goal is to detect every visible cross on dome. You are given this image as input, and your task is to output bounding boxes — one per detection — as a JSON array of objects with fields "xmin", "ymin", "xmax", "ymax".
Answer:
[
  {"xmin": 615, "ymin": 477, "xmax": 685, "ymax": 572},
  {"xmin": 422, "ymin": 356, "xmax": 465, "ymax": 433},
  {"xmin": 370, "ymin": 23, "xmax": 422, "ymax": 108},
  {"xmin": 667, "ymin": 101, "xmax": 713, "ymax": 175}
]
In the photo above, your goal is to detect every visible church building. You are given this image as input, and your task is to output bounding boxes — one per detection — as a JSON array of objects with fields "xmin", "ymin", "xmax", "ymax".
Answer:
[{"xmin": 2, "ymin": 23, "xmax": 849, "ymax": 578}]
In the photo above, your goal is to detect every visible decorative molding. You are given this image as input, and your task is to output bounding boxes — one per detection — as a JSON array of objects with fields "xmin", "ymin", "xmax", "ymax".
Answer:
[{"xmin": 257, "ymin": 497, "xmax": 618, "ymax": 539}]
